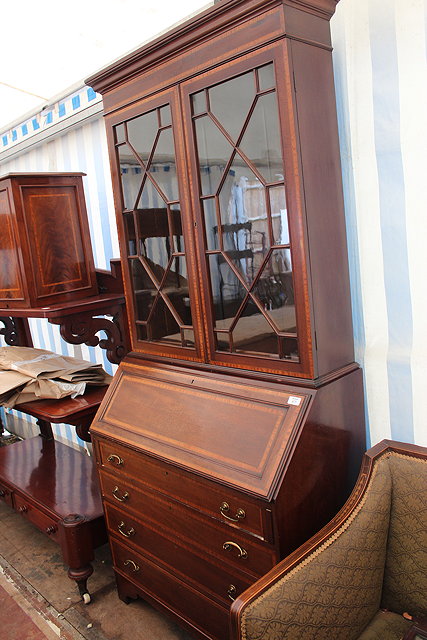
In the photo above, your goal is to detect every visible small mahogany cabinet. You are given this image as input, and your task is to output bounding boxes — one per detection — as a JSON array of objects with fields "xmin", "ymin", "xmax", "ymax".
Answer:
[
  {"xmin": 86, "ymin": 0, "xmax": 366, "ymax": 638},
  {"xmin": 0, "ymin": 172, "xmax": 97, "ymax": 309}
]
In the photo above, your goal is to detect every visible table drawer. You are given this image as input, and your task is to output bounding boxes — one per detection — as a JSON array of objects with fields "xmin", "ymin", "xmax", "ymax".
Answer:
[
  {"xmin": 106, "ymin": 505, "xmax": 273, "ymax": 599},
  {"xmin": 14, "ymin": 493, "xmax": 59, "ymax": 543},
  {"xmin": 0, "ymin": 481, "xmax": 13, "ymax": 507},
  {"xmin": 111, "ymin": 537, "xmax": 230, "ymax": 640},
  {"xmin": 96, "ymin": 437, "xmax": 272, "ymax": 541}
]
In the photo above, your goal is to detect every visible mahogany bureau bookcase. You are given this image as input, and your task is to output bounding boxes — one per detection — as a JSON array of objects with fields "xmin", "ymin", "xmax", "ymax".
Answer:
[{"xmin": 86, "ymin": 0, "xmax": 366, "ymax": 637}]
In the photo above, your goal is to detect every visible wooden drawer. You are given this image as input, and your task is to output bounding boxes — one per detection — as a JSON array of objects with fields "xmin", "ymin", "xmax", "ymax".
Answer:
[
  {"xmin": 14, "ymin": 493, "xmax": 59, "ymax": 543},
  {"xmin": 96, "ymin": 436, "xmax": 273, "ymax": 541},
  {"xmin": 101, "ymin": 471, "xmax": 278, "ymax": 575},
  {"xmin": 0, "ymin": 481, "xmax": 13, "ymax": 507},
  {"xmin": 106, "ymin": 505, "xmax": 273, "ymax": 600},
  {"xmin": 111, "ymin": 538, "xmax": 230, "ymax": 640}
]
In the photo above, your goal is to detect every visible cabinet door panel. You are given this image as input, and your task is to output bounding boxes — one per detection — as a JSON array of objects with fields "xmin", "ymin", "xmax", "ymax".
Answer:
[
  {"xmin": 181, "ymin": 42, "xmax": 313, "ymax": 377},
  {"xmin": 107, "ymin": 89, "xmax": 205, "ymax": 361}
]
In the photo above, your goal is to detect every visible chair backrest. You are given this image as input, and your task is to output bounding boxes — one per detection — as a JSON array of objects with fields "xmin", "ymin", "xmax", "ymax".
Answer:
[{"xmin": 381, "ymin": 451, "xmax": 427, "ymax": 618}]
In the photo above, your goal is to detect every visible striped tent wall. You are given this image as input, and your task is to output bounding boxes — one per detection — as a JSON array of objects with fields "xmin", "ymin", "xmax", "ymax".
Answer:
[
  {"xmin": 331, "ymin": 0, "xmax": 427, "ymax": 447},
  {"xmin": 0, "ymin": 117, "xmax": 119, "ymax": 450},
  {"xmin": 1, "ymin": 0, "xmax": 427, "ymax": 450}
]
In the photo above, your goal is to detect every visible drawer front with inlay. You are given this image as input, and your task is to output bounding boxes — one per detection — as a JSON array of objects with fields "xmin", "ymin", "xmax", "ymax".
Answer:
[
  {"xmin": 105, "ymin": 502, "xmax": 272, "ymax": 598},
  {"xmin": 111, "ymin": 537, "xmax": 231, "ymax": 638},
  {"xmin": 97, "ymin": 437, "xmax": 272, "ymax": 540},
  {"xmin": 14, "ymin": 493, "xmax": 59, "ymax": 542}
]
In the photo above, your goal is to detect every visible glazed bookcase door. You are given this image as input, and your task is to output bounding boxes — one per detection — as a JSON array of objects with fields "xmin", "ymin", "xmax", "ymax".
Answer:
[
  {"xmin": 108, "ymin": 89, "xmax": 205, "ymax": 361},
  {"xmin": 181, "ymin": 43, "xmax": 313, "ymax": 377}
]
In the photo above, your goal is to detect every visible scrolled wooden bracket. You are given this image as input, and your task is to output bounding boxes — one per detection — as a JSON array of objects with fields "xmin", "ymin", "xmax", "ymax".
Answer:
[
  {"xmin": 54, "ymin": 307, "xmax": 126, "ymax": 364},
  {"xmin": 0, "ymin": 316, "xmax": 33, "ymax": 347}
]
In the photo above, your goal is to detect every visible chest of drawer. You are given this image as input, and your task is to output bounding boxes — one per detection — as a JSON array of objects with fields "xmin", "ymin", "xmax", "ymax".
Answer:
[
  {"xmin": 105, "ymin": 500, "xmax": 275, "ymax": 583},
  {"xmin": 111, "ymin": 537, "xmax": 230, "ymax": 640},
  {"xmin": 14, "ymin": 493, "xmax": 59, "ymax": 542},
  {"xmin": 96, "ymin": 436, "xmax": 273, "ymax": 541}
]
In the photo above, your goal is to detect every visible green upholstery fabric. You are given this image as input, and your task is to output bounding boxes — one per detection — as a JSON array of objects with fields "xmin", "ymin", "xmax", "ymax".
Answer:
[
  {"xmin": 357, "ymin": 610, "xmax": 412, "ymax": 640},
  {"xmin": 241, "ymin": 458, "xmax": 393, "ymax": 640},
  {"xmin": 381, "ymin": 454, "xmax": 427, "ymax": 618}
]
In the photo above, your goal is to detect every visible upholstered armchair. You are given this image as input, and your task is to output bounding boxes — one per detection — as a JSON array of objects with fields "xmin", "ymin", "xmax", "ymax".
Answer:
[{"xmin": 230, "ymin": 440, "xmax": 427, "ymax": 640}]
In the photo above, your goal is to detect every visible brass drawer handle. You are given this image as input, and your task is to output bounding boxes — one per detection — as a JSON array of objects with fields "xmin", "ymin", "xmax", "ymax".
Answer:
[
  {"xmin": 220, "ymin": 502, "xmax": 246, "ymax": 523},
  {"xmin": 0, "ymin": 489, "xmax": 8, "ymax": 498},
  {"xmin": 123, "ymin": 559, "xmax": 140, "ymax": 572},
  {"xmin": 46, "ymin": 525, "xmax": 57, "ymax": 535},
  {"xmin": 18, "ymin": 505, "xmax": 29, "ymax": 514},
  {"xmin": 227, "ymin": 584, "xmax": 237, "ymax": 601},
  {"xmin": 118, "ymin": 521, "xmax": 136, "ymax": 538},
  {"xmin": 223, "ymin": 541, "xmax": 248, "ymax": 559},
  {"xmin": 112, "ymin": 486, "xmax": 129, "ymax": 502},
  {"xmin": 107, "ymin": 454, "xmax": 124, "ymax": 467}
]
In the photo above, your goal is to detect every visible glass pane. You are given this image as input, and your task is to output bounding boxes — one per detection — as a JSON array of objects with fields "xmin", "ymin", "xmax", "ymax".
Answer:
[
  {"xmin": 194, "ymin": 115, "xmax": 234, "ymax": 196},
  {"xmin": 148, "ymin": 297, "xmax": 181, "ymax": 344},
  {"xmin": 136, "ymin": 207, "xmax": 172, "ymax": 276},
  {"xmin": 136, "ymin": 324, "xmax": 148, "ymax": 341},
  {"xmin": 280, "ymin": 337, "xmax": 299, "ymax": 361},
  {"xmin": 257, "ymin": 63, "xmax": 275, "ymax": 91},
  {"xmin": 118, "ymin": 144, "xmax": 143, "ymax": 210},
  {"xmin": 252, "ymin": 249, "xmax": 296, "ymax": 332},
  {"xmin": 115, "ymin": 123, "xmax": 126, "ymax": 143},
  {"xmin": 232, "ymin": 298, "xmax": 278, "ymax": 356},
  {"xmin": 208, "ymin": 254, "xmax": 247, "ymax": 329},
  {"xmin": 239, "ymin": 92, "xmax": 284, "ymax": 183},
  {"xmin": 170, "ymin": 204, "xmax": 185, "ymax": 253},
  {"xmin": 161, "ymin": 255, "xmax": 192, "ymax": 326},
  {"xmin": 123, "ymin": 212, "xmax": 136, "ymax": 255},
  {"xmin": 148, "ymin": 128, "xmax": 179, "ymax": 202},
  {"xmin": 270, "ymin": 185, "xmax": 289, "ymax": 246},
  {"xmin": 127, "ymin": 110, "xmax": 158, "ymax": 165},
  {"xmin": 208, "ymin": 70, "xmax": 255, "ymax": 142},
  {"xmin": 182, "ymin": 329, "xmax": 195, "ymax": 348},
  {"xmin": 191, "ymin": 91, "xmax": 207, "ymax": 116},
  {"xmin": 203, "ymin": 199, "xmax": 219, "ymax": 250},
  {"xmin": 219, "ymin": 157, "xmax": 270, "ymax": 283},
  {"xmin": 129, "ymin": 258, "xmax": 157, "ymax": 322},
  {"xmin": 159, "ymin": 105, "xmax": 171, "ymax": 127},
  {"xmin": 215, "ymin": 332, "xmax": 230, "ymax": 352}
]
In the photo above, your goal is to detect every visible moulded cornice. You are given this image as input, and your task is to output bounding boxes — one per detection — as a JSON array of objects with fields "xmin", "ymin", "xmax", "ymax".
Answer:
[{"xmin": 86, "ymin": 0, "xmax": 339, "ymax": 95}]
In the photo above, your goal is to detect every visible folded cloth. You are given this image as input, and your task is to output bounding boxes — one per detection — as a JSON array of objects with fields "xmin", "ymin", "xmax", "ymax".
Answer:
[{"xmin": 0, "ymin": 346, "xmax": 112, "ymax": 408}]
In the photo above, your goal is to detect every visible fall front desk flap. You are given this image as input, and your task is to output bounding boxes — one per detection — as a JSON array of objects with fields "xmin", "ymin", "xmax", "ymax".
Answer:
[{"xmin": 91, "ymin": 360, "xmax": 314, "ymax": 500}]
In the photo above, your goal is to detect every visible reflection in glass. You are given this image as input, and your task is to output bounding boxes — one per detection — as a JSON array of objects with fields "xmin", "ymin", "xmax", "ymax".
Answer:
[
  {"xmin": 280, "ymin": 337, "xmax": 299, "ymax": 361},
  {"xmin": 215, "ymin": 332, "xmax": 230, "ymax": 352},
  {"xmin": 148, "ymin": 128, "xmax": 179, "ymax": 202},
  {"xmin": 203, "ymin": 199, "xmax": 219, "ymax": 251},
  {"xmin": 209, "ymin": 71, "xmax": 255, "ymax": 142},
  {"xmin": 149, "ymin": 297, "xmax": 181, "ymax": 343},
  {"xmin": 130, "ymin": 258, "xmax": 157, "ymax": 322},
  {"xmin": 136, "ymin": 324, "xmax": 148, "ymax": 341},
  {"xmin": 136, "ymin": 209, "xmax": 171, "ymax": 276},
  {"xmin": 231, "ymin": 298, "xmax": 278, "ymax": 356},
  {"xmin": 239, "ymin": 93, "xmax": 284, "ymax": 183},
  {"xmin": 191, "ymin": 91, "xmax": 207, "ymax": 116},
  {"xmin": 208, "ymin": 254, "xmax": 247, "ymax": 329},
  {"xmin": 252, "ymin": 249, "xmax": 295, "ymax": 332},
  {"xmin": 123, "ymin": 213, "xmax": 136, "ymax": 255},
  {"xmin": 182, "ymin": 329, "xmax": 195, "ymax": 348},
  {"xmin": 160, "ymin": 255, "xmax": 192, "ymax": 326},
  {"xmin": 194, "ymin": 116, "xmax": 234, "ymax": 196},
  {"xmin": 219, "ymin": 158, "xmax": 269, "ymax": 284},
  {"xmin": 257, "ymin": 63, "xmax": 275, "ymax": 92},
  {"xmin": 170, "ymin": 203, "xmax": 185, "ymax": 253},
  {"xmin": 270, "ymin": 185, "xmax": 289, "ymax": 246},
  {"xmin": 118, "ymin": 144, "xmax": 142, "ymax": 210},
  {"xmin": 127, "ymin": 110, "xmax": 158, "ymax": 165}
]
